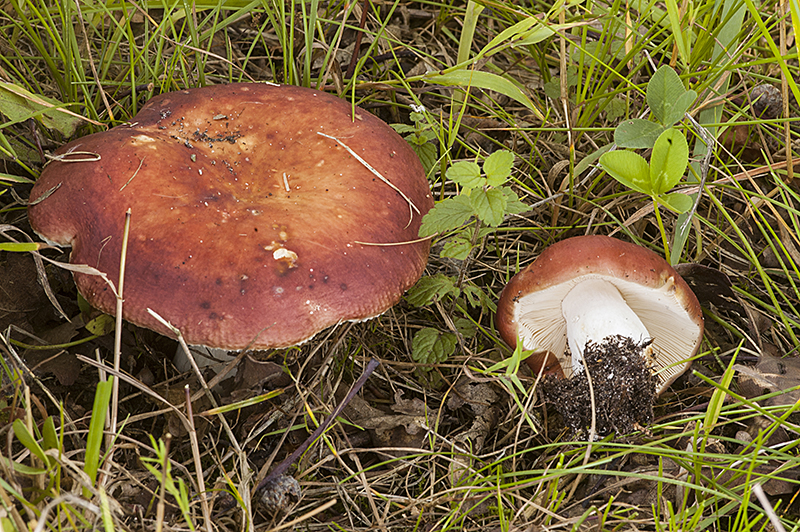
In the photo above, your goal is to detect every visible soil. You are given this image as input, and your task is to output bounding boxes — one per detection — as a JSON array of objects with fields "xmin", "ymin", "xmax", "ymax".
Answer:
[{"xmin": 540, "ymin": 335, "xmax": 658, "ymax": 437}]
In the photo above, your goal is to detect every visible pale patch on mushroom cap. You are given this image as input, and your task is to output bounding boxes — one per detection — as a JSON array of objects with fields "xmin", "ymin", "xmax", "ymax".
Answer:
[
  {"xmin": 28, "ymin": 83, "xmax": 433, "ymax": 349},
  {"xmin": 496, "ymin": 235, "xmax": 704, "ymax": 394}
]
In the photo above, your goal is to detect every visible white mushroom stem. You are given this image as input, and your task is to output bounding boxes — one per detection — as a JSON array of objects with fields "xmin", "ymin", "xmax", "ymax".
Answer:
[{"xmin": 561, "ymin": 278, "xmax": 651, "ymax": 374}]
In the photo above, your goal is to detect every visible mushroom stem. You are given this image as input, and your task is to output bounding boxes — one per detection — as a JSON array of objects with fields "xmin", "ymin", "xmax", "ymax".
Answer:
[{"xmin": 561, "ymin": 278, "xmax": 651, "ymax": 374}]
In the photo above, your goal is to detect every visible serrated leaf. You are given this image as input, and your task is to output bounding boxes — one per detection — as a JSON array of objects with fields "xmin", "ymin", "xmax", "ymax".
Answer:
[
  {"xmin": 419, "ymin": 195, "xmax": 474, "ymax": 237},
  {"xmin": 454, "ymin": 317, "xmax": 477, "ymax": 338},
  {"xmin": 599, "ymin": 150, "xmax": 651, "ymax": 194},
  {"xmin": 470, "ymin": 188, "xmax": 507, "ymax": 227},
  {"xmin": 650, "ymin": 128, "xmax": 689, "ymax": 194},
  {"xmin": 406, "ymin": 274, "xmax": 459, "ymax": 307},
  {"xmin": 441, "ymin": 237, "xmax": 472, "ymax": 260},
  {"xmin": 614, "ymin": 119, "xmax": 666, "ymax": 149},
  {"xmin": 648, "ymin": 65, "xmax": 688, "ymax": 126},
  {"xmin": 447, "ymin": 160, "xmax": 483, "ymax": 189},
  {"xmin": 413, "ymin": 142, "xmax": 437, "ymax": 174},
  {"xmin": 391, "ymin": 123, "xmax": 416, "ymax": 134},
  {"xmin": 500, "ymin": 187, "xmax": 529, "ymax": 215},
  {"xmin": 483, "ymin": 150, "xmax": 514, "ymax": 187},
  {"xmin": 411, "ymin": 328, "xmax": 458, "ymax": 365}
]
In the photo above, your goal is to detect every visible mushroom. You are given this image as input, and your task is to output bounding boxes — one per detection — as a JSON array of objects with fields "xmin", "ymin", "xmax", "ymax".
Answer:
[
  {"xmin": 496, "ymin": 235, "xmax": 704, "ymax": 395},
  {"xmin": 28, "ymin": 83, "xmax": 433, "ymax": 357}
]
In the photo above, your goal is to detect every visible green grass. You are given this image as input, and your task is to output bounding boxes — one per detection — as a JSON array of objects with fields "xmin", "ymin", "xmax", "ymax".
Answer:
[{"xmin": 1, "ymin": 0, "xmax": 800, "ymax": 530}]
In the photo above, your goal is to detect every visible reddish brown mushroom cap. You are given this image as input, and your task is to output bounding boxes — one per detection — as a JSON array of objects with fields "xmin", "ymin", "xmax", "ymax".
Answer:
[
  {"xmin": 28, "ymin": 83, "xmax": 433, "ymax": 349},
  {"xmin": 497, "ymin": 235, "xmax": 704, "ymax": 393}
]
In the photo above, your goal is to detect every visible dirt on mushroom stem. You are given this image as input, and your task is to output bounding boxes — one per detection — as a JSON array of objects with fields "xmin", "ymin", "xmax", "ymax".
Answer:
[{"xmin": 540, "ymin": 335, "xmax": 658, "ymax": 437}]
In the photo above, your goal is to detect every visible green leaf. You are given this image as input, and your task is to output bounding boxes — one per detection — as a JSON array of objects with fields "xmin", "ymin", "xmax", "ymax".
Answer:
[
  {"xmin": 411, "ymin": 328, "xmax": 458, "ymax": 365},
  {"xmin": 12, "ymin": 420, "xmax": 47, "ymax": 464},
  {"xmin": 599, "ymin": 150, "xmax": 651, "ymax": 194},
  {"xmin": 454, "ymin": 317, "xmax": 477, "ymax": 338},
  {"xmin": 650, "ymin": 128, "xmax": 689, "ymax": 194},
  {"xmin": 483, "ymin": 150, "xmax": 514, "ymax": 187},
  {"xmin": 85, "ymin": 314, "xmax": 115, "ymax": 336},
  {"xmin": 0, "ymin": 242, "xmax": 44, "ymax": 252},
  {"xmin": 648, "ymin": 65, "xmax": 688, "ymax": 126},
  {"xmin": 0, "ymin": 82, "xmax": 84, "ymax": 136},
  {"xmin": 391, "ymin": 123, "xmax": 416, "ymax": 134},
  {"xmin": 414, "ymin": 143, "xmax": 437, "ymax": 174},
  {"xmin": 406, "ymin": 274, "xmax": 459, "ymax": 307},
  {"xmin": 614, "ymin": 119, "xmax": 666, "ymax": 149},
  {"xmin": 42, "ymin": 416, "xmax": 58, "ymax": 452},
  {"xmin": 664, "ymin": 0, "xmax": 690, "ymax": 69},
  {"xmin": 500, "ymin": 187, "xmax": 529, "ymax": 215},
  {"xmin": 421, "ymin": 70, "xmax": 543, "ymax": 119},
  {"xmin": 669, "ymin": 90, "xmax": 697, "ymax": 125},
  {"xmin": 419, "ymin": 195, "xmax": 474, "ymax": 237},
  {"xmin": 441, "ymin": 237, "xmax": 472, "ymax": 260},
  {"xmin": 84, "ymin": 378, "xmax": 113, "ymax": 498},
  {"xmin": 662, "ymin": 192, "xmax": 693, "ymax": 213},
  {"xmin": 470, "ymin": 188, "xmax": 507, "ymax": 227},
  {"xmin": 447, "ymin": 160, "xmax": 483, "ymax": 189}
]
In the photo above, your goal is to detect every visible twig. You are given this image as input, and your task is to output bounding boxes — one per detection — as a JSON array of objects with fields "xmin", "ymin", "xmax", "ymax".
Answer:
[
  {"xmin": 255, "ymin": 358, "xmax": 380, "ymax": 493},
  {"xmin": 185, "ymin": 385, "xmax": 212, "ymax": 531}
]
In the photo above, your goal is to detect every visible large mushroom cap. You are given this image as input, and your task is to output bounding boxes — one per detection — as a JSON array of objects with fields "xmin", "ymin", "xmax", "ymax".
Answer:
[
  {"xmin": 497, "ymin": 235, "xmax": 703, "ymax": 393},
  {"xmin": 28, "ymin": 83, "xmax": 433, "ymax": 349}
]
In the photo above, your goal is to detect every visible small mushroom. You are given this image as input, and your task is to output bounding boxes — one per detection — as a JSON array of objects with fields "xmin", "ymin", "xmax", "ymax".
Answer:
[
  {"xmin": 496, "ymin": 235, "xmax": 704, "ymax": 395},
  {"xmin": 28, "ymin": 83, "xmax": 433, "ymax": 353}
]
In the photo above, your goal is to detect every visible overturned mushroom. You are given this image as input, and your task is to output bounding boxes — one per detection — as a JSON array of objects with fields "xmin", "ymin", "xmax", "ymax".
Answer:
[
  {"xmin": 28, "ymin": 83, "xmax": 433, "ymax": 355},
  {"xmin": 496, "ymin": 235, "xmax": 704, "ymax": 432}
]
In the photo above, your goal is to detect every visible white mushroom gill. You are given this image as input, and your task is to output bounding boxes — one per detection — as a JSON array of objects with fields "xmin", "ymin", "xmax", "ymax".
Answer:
[{"xmin": 560, "ymin": 278, "xmax": 651, "ymax": 374}]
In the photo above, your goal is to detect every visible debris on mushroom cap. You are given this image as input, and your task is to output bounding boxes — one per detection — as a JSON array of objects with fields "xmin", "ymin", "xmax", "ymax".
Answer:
[
  {"xmin": 496, "ymin": 235, "xmax": 703, "ymax": 394},
  {"xmin": 28, "ymin": 83, "xmax": 434, "ymax": 350}
]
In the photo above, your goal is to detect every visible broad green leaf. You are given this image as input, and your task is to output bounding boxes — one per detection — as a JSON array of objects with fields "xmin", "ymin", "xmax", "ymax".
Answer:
[
  {"xmin": 414, "ymin": 143, "xmax": 437, "ymax": 175},
  {"xmin": 662, "ymin": 192, "xmax": 693, "ymax": 213},
  {"xmin": 419, "ymin": 195, "xmax": 474, "ymax": 237},
  {"xmin": 599, "ymin": 150, "xmax": 651, "ymax": 194},
  {"xmin": 421, "ymin": 70, "xmax": 543, "ymax": 119},
  {"xmin": 406, "ymin": 274, "xmax": 459, "ymax": 307},
  {"xmin": 575, "ymin": 143, "xmax": 614, "ymax": 176},
  {"xmin": 391, "ymin": 123, "xmax": 416, "ymax": 134},
  {"xmin": 614, "ymin": 119, "xmax": 665, "ymax": 149},
  {"xmin": 85, "ymin": 314, "xmax": 115, "ymax": 336},
  {"xmin": 441, "ymin": 237, "xmax": 472, "ymax": 260},
  {"xmin": 470, "ymin": 188, "xmax": 507, "ymax": 227},
  {"xmin": 648, "ymin": 65, "xmax": 688, "ymax": 126},
  {"xmin": 501, "ymin": 187, "xmax": 529, "ymax": 215},
  {"xmin": 0, "ymin": 82, "xmax": 85, "ymax": 136},
  {"xmin": 668, "ymin": 90, "xmax": 697, "ymax": 126},
  {"xmin": 483, "ymin": 150, "xmax": 514, "ymax": 187},
  {"xmin": 650, "ymin": 128, "xmax": 689, "ymax": 194},
  {"xmin": 454, "ymin": 317, "xmax": 477, "ymax": 338},
  {"xmin": 447, "ymin": 160, "xmax": 483, "ymax": 189},
  {"xmin": 411, "ymin": 328, "xmax": 458, "ymax": 365}
]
